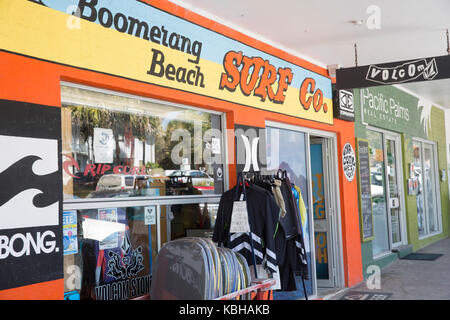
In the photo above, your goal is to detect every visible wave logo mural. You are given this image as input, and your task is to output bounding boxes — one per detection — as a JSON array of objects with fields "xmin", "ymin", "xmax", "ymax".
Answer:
[{"xmin": 0, "ymin": 135, "xmax": 59, "ymax": 230}]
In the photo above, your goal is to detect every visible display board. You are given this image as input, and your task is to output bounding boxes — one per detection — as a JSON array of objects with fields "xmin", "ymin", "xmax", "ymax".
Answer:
[{"xmin": 356, "ymin": 138, "xmax": 374, "ymax": 242}]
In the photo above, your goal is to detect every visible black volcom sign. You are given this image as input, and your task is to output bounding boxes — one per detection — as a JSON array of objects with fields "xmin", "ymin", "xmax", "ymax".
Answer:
[
  {"xmin": 366, "ymin": 58, "xmax": 438, "ymax": 84},
  {"xmin": 336, "ymin": 54, "xmax": 450, "ymax": 90}
]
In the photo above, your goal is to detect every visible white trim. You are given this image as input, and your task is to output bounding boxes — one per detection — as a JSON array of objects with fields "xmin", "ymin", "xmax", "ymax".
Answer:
[
  {"xmin": 418, "ymin": 231, "xmax": 443, "ymax": 241},
  {"xmin": 63, "ymin": 195, "xmax": 221, "ymax": 210},
  {"xmin": 156, "ymin": 204, "xmax": 161, "ymax": 252}
]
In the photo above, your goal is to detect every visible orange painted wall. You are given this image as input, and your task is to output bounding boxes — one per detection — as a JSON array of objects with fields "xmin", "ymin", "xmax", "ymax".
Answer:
[
  {"xmin": 0, "ymin": 0, "xmax": 363, "ymax": 298},
  {"xmin": 0, "ymin": 279, "xmax": 64, "ymax": 300}
]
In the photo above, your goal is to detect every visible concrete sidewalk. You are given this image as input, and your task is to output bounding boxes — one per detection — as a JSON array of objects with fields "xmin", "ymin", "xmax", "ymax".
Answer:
[{"xmin": 330, "ymin": 237, "xmax": 450, "ymax": 300}]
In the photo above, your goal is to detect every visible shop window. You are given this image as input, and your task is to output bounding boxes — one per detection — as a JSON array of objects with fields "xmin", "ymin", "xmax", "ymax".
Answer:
[
  {"xmin": 412, "ymin": 140, "xmax": 441, "ymax": 237},
  {"xmin": 61, "ymin": 85, "xmax": 224, "ymax": 200},
  {"xmin": 61, "ymin": 84, "xmax": 225, "ymax": 300},
  {"xmin": 63, "ymin": 202, "xmax": 218, "ymax": 300}
]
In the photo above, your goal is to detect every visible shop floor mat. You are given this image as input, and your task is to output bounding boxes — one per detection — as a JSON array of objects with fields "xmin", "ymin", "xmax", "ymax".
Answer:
[{"xmin": 400, "ymin": 253, "xmax": 443, "ymax": 261}]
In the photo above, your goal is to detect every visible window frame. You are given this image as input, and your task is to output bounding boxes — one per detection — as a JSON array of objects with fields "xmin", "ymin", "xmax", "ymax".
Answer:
[
  {"xmin": 60, "ymin": 81, "xmax": 229, "ymax": 203},
  {"xmin": 412, "ymin": 138, "xmax": 443, "ymax": 240},
  {"xmin": 60, "ymin": 81, "xmax": 228, "ymax": 253}
]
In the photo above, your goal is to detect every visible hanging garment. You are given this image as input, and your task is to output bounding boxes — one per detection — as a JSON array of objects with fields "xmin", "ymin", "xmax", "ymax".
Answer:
[
  {"xmin": 292, "ymin": 185, "xmax": 307, "ymax": 237},
  {"xmin": 278, "ymin": 175, "xmax": 301, "ymax": 239},
  {"xmin": 271, "ymin": 179, "xmax": 286, "ymax": 217},
  {"xmin": 212, "ymin": 182, "xmax": 281, "ymax": 276},
  {"xmin": 276, "ymin": 174, "xmax": 310, "ymax": 289}
]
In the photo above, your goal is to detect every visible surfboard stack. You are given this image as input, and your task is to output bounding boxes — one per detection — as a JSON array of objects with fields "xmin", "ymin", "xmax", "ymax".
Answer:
[{"xmin": 150, "ymin": 237, "xmax": 252, "ymax": 300}]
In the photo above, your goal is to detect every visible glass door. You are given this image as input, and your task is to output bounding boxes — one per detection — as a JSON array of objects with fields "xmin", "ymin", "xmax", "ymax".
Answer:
[
  {"xmin": 385, "ymin": 135, "xmax": 402, "ymax": 247},
  {"xmin": 423, "ymin": 143, "xmax": 440, "ymax": 234},
  {"xmin": 311, "ymin": 138, "xmax": 334, "ymax": 288},
  {"xmin": 367, "ymin": 130, "xmax": 390, "ymax": 256},
  {"xmin": 368, "ymin": 129, "xmax": 405, "ymax": 257}
]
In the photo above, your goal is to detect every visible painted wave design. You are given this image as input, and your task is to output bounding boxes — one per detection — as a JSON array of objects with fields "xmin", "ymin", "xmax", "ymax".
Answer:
[{"xmin": 0, "ymin": 155, "xmax": 59, "ymax": 208}]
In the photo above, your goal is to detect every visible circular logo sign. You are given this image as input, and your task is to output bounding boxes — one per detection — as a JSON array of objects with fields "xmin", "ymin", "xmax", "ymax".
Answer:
[{"xmin": 342, "ymin": 143, "xmax": 356, "ymax": 182}]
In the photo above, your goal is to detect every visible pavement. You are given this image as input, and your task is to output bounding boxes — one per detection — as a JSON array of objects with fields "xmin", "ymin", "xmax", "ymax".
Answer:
[{"xmin": 329, "ymin": 237, "xmax": 450, "ymax": 300}]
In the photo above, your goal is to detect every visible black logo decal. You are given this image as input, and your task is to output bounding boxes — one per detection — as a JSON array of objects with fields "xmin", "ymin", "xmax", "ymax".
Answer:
[
  {"xmin": 106, "ymin": 246, "xmax": 145, "ymax": 280},
  {"xmin": 0, "ymin": 155, "xmax": 59, "ymax": 208}
]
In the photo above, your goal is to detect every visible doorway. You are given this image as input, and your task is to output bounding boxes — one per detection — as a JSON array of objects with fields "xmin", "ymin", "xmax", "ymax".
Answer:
[
  {"xmin": 310, "ymin": 136, "xmax": 339, "ymax": 289},
  {"xmin": 367, "ymin": 128, "xmax": 407, "ymax": 257},
  {"xmin": 265, "ymin": 121, "xmax": 344, "ymax": 299}
]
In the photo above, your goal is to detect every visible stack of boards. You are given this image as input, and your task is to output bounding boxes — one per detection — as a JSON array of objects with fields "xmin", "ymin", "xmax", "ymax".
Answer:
[{"xmin": 151, "ymin": 237, "xmax": 252, "ymax": 300}]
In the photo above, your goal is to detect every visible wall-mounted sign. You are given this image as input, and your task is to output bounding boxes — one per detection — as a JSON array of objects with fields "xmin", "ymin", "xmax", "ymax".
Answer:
[
  {"xmin": 333, "ymin": 87, "xmax": 355, "ymax": 121},
  {"xmin": 336, "ymin": 54, "xmax": 450, "ymax": 90},
  {"xmin": 356, "ymin": 138, "xmax": 374, "ymax": 242},
  {"xmin": 234, "ymin": 125, "xmax": 266, "ymax": 174},
  {"xmin": 342, "ymin": 143, "xmax": 356, "ymax": 182},
  {"xmin": 356, "ymin": 86, "xmax": 427, "ymax": 139},
  {"xmin": 0, "ymin": 100, "xmax": 63, "ymax": 291},
  {"xmin": 4, "ymin": 0, "xmax": 334, "ymax": 125}
]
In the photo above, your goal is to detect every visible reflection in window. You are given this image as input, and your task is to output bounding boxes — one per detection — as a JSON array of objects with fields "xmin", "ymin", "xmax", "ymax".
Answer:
[
  {"xmin": 412, "ymin": 141, "xmax": 440, "ymax": 236},
  {"xmin": 266, "ymin": 126, "xmax": 312, "ymax": 299},
  {"xmin": 63, "ymin": 206, "xmax": 156, "ymax": 300},
  {"xmin": 367, "ymin": 130, "xmax": 389, "ymax": 257},
  {"xmin": 61, "ymin": 85, "xmax": 223, "ymax": 200},
  {"xmin": 63, "ymin": 202, "xmax": 219, "ymax": 300}
]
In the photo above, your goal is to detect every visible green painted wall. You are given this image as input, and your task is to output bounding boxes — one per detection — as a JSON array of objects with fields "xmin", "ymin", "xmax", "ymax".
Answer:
[{"xmin": 354, "ymin": 86, "xmax": 450, "ymax": 279}]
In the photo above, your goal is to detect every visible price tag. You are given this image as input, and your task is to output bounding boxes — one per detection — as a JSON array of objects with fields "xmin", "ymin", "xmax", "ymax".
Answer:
[
  {"xmin": 211, "ymin": 137, "xmax": 221, "ymax": 155},
  {"xmin": 270, "ymin": 266, "xmax": 281, "ymax": 291},
  {"xmin": 229, "ymin": 201, "xmax": 251, "ymax": 233}
]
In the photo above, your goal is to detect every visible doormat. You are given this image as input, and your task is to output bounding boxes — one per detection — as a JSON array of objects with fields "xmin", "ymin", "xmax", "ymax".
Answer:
[
  {"xmin": 401, "ymin": 253, "xmax": 443, "ymax": 261},
  {"xmin": 339, "ymin": 291, "xmax": 392, "ymax": 300}
]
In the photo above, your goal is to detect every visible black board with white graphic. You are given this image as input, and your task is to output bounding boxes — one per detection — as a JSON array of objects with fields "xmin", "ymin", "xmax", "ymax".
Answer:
[
  {"xmin": 336, "ymin": 54, "xmax": 450, "ymax": 90},
  {"xmin": 0, "ymin": 99, "xmax": 63, "ymax": 290},
  {"xmin": 234, "ymin": 124, "xmax": 267, "ymax": 175},
  {"xmin": 333, "ymin": 84, "xmax": 355, "ymax": 122},
  {"xmin": 356, "ymin": 138, "xmax": 374, "ymax": 242}
]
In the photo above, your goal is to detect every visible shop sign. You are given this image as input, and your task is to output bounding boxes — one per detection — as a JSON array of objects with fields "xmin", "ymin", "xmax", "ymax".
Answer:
[
  {"xmin": 336, "ymin": 54, "xmax": 450, "ymax": 90},
  {"xmin": 342, "ymin": 143, "xmax": 356, "ymax": 182},
  {"xmin": 3, "ymin": 0, "xmax": 333, "ymax": 124},
  {"xmin": 0, "ymin": 100, "xmax": 63, "ymax": 291},
  {"xmin": 357, "ymin": 86, "xmax": 428, "ymax": 139},
  {"xmin": 234, "ymin": 125, "xmax": 266, "ymax": 174},
  {"xmin": 333, "ymin": 88, "xmax": 355, "ymax": 121}
]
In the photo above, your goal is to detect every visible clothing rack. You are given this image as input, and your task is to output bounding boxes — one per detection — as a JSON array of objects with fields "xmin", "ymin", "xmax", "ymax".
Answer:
[
  {"xmin": 239, "ymin": 169, "xmax": 309, "ymax": 300},
  {"xmin": 215, "ymin": 279, "xmax": 275, "ymax": 300}
]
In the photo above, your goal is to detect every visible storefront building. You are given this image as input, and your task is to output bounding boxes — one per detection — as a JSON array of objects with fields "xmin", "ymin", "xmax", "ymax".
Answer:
[
  {"xmin": 354, "ymin": 85, "xmax": 450, "ymax": 278},
  {"xmin": 0, "ymin": 0, "xmax": 362, "ymax": 299}
]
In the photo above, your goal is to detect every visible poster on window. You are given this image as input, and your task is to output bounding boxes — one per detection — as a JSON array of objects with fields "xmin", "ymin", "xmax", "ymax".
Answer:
[
  {"xmin": 93, "ymin": 128, "xmax": 114, "ymax": 163},
  {"xmin": 98, "ymin": 208, "xmax": 119, "ymax": 250},
  {"xmin": 63, "ymin": 210, "xmax": 78, "ymax": 255}
]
